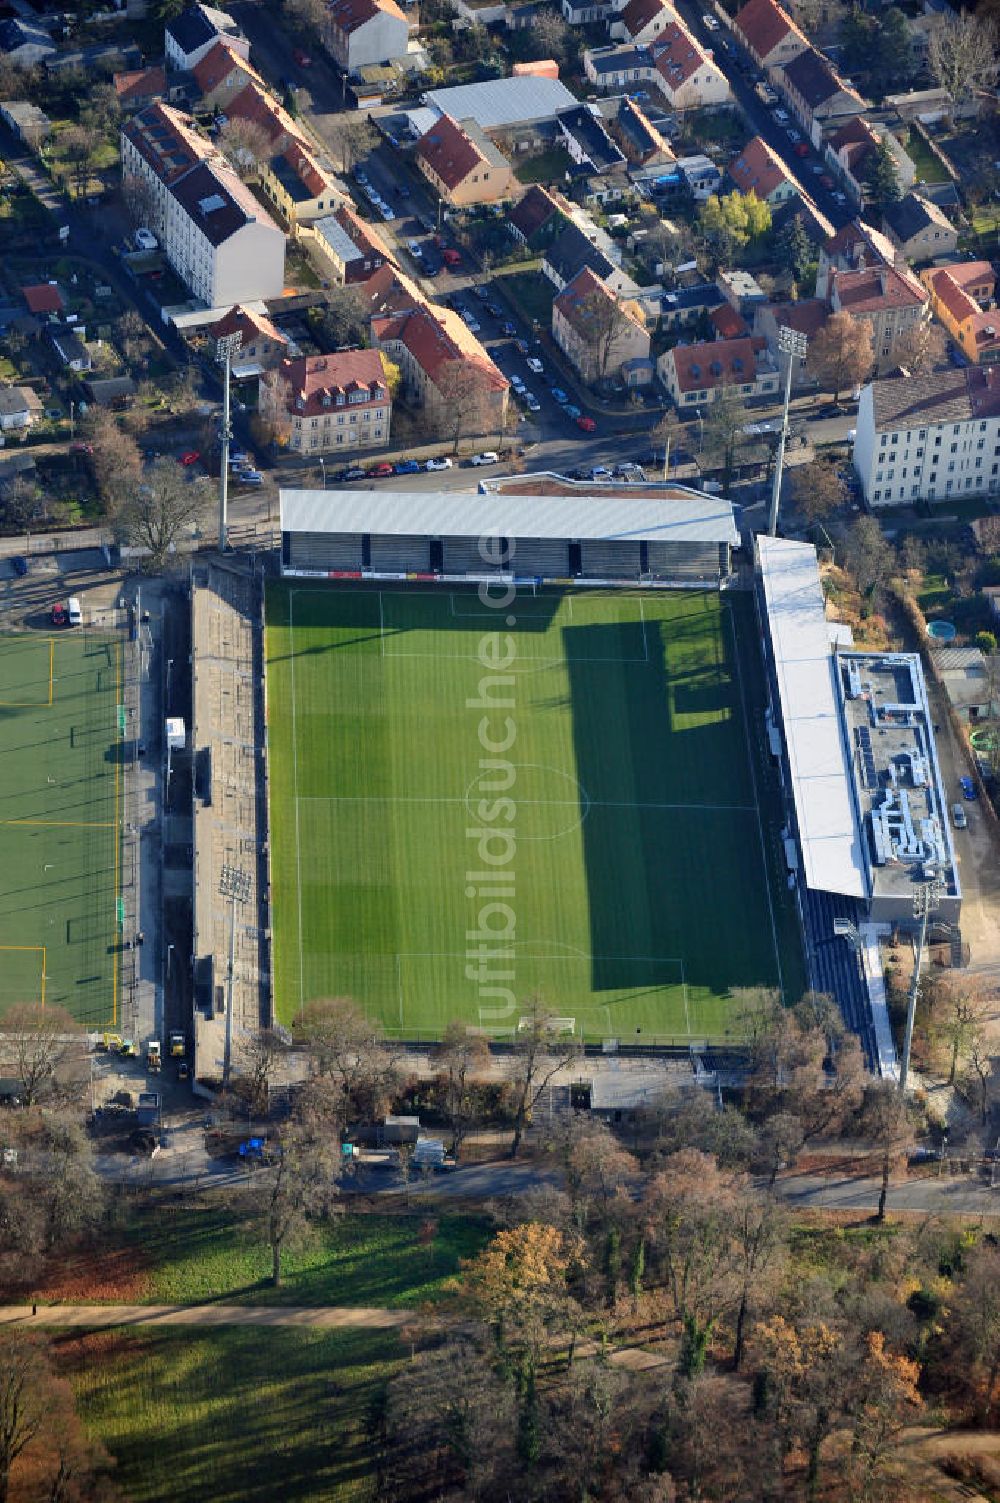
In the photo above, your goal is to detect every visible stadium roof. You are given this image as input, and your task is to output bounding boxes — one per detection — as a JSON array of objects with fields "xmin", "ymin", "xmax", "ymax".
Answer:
[
  {"xmin": 280, "ymin": 487, "xmax": 738, "ymax": 544},
  {"xmin": 756, "ymin": 537, "xmax": 866, "ymax": 900},
  {"xmin": 422, "ymin": 76, "xmax": 576, "ymax": 131}
]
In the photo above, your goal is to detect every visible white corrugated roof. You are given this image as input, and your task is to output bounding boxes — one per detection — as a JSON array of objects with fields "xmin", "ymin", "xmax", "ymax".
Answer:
[
  {"xmin": 757, "ymin": 537, "xmax": 866, "ymax": 899},
  {"xmin": 279, "ymin": 487, "xmax": 739, "ymax": 544},
  {"xmin": 423, "ymin": 76, "xmax": 577, "ymax": 130}
]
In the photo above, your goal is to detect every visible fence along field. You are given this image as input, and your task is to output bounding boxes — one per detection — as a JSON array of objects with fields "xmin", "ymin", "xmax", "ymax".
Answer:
[
  {"xmin": 0, "ymin": 633, "xmax": 121, "ymax": 1026},
  {"xmin": 265, "ymin": 584, "xmax": 796, "ymax": 1043}
]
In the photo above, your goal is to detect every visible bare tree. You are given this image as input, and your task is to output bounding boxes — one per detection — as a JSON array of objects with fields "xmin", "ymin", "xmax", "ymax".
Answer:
[
  {"xmin": 0, "ymin": 1333, "xmax": 110, "ymax": 1503},
  {"xmin": 121, "ymin": 172, "xmax": 159, "ymax": 232},
  {"xmin": 110, "ymin": 457, "xmax": 211, "ymax": 569},
  {"xmin": 860, "ymin": 1080, "xmax": 918, "ymax": 1221},
  {"xmin": 507, "ymin": 995, "xmax": 582, "ymax": 1159},
  {"xmin": 324, "ymin": 115, "xmax": 379, "ymax": 175},
  {"xmin": 438, "ymin": 1021, "xmax": 490, "ymax": 1161},
  {"xmin": 433, "ymin": 363, "xmax": 501, "ymax": 454},
  {"xmin": 294, "ymin": 996, "xmax": 395, "ymax": 1130},
  {"xmin": 58, "ymin": 124, "xmax": 101, "ymax": 199},
  {"xmin": 889, "ymin": 318, "xmax": 948, "ymax": 373},
  {"xmin": 284, "ymin": 0, "xmax": 327, "ymax": 40},
  {"xmin": 788, "ymin": 461, "xmax": 846, "ymax": 524},
  {"xmin": 238, "ymin": 1028, "xmax": 287, "ymax": 1117},
  {"xmin": 933, "ymin": 979, "xmax": 991, "ymax": 1085},
  {"xmin": 82, "ymin": 406, "xmax": 143, "ymax": 511},
  {"xmin": 217, "ymin": 116, "xmax": 273, "ymax": 179},
  {"xmin": 806, "ymin": 311, "xmax": 874, "ymax": 402},
  {"xmin": 927, "ymin": 9, "xmax": 1000, "ymax": 117},
  {"xmin": 577, "ymin": 289, "xmax": 636, "ymax": 385},
  {"xmin": 248, "ymin": 1103, "xmax": 339, "ymax": 1286},
  {"xmin": 0, "ymin": 1004, "xmax": 81, "ymax": 1109},
  {"xmin": 701, "ymin": 386, "xmax": 749, "ymax": 492}
]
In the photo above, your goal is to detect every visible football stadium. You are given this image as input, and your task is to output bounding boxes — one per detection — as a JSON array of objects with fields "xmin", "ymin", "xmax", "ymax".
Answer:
[
  {"xmin": 265, "ymin": 496, "xmax": 805, "ymax": 1042},
  {"xmin": 0, "ymin": 632, "xmax": 122, "ymax": 1027}
]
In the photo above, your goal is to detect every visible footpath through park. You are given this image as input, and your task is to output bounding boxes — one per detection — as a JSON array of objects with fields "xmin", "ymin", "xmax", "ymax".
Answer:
[{"xmin": 0, "ymin": 1304, "xmax": 414, "ymax": 1329}]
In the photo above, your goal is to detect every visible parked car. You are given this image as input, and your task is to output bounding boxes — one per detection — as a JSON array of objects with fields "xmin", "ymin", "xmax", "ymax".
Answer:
[
  {"xmin": 462, "ymin": 310, "xmax": 481, "ymax": 332},
  {"xmin": 526, "ymin": 357, "xmax": 543, "ymax": 374},
  {"xmin": 774, "ymin": 108, "xmax": 789, "ymax": 122},
  {"xmin": 425, "ymin": 456, "xmax": 453, "ymax": 471},
  {"xmin": 960, "ymin": 775, "xmax": 977, "ymax": 800},
  {"xmin": 470, "ymin": 451, "xmax": 499, "ymax": 466},
  {"xmin": 794, "ymin": 142, "xmax": 809, "ymax": 157},
  {"xmin": 565, "ymin": 404, "xmax": 582, "ymax": 420},
  {"xmin": 525, "ymin": 393, "xmax": 541, "ymax": 412},
  {"xmin": 394, "ymin": 458, "xmax": 420, "ymax": 474},
  {"xmin": 180, "ymin": 450, "xmax": 200, "ymax": 466},
  {"xmin": 406, "ymin": 238, "xmax": 423, "ymax": 259},
  {"xmin": 577, "ymin": 415, "xmax": 597, "ymax": 432},
  {"xmin": 501, "ymin": 320, "xmax": 517, "ymax": 337},
  {"xmin": 69, "ymin": 441, "xmax": 93, "ymax": 455},
  {"xmin": 702, "ymin": 11, "xmax": 718, "ymax": 27},
  {"xmin": 344, "ymin": 466, "xmax": 366, "ymax": 480},
  {"xmin": 369, "ymin": 462, "xmax": 395, "ymax": 478},
  {"xmin": 515, "ymin": 338, "xmax": 529, "ymax": 355},
  {"xmin": 10, "ymin": 556, "xmax": 28, "ymax": 577},
  {"xmin": 510, "ymin": 374, "xmax": 526, "ymax": 392},
  {"xmin": 952, "ymin": 803, "xmax": 968, "ymax": 829},
  {"xmin": 292, "ymin": 47, "xmax": 311, "ymax": 65},
  {"xmin": 474, "ymin": 284, "xmax": 490, "ymax": 300},
  {"xmin": 441, "ymin": 247, "xmax": 462, "ymax": 266},
  {"xmin": 229, "ymin": 450, "xmax": 250, "ymax": 467},
  {"xmin": 235, "ymin": 469, "xmax": 263, "ymax": 486},
  {"xmin": 552, "ymin": 388, "xmax": 570, "ymax": 404},
  {"xmin": 355, "ymin": 168, "xmax": 368, "ymax": 185},
  {"xmin": 378, "ymin": 202, "xmax": 395, "ymax": 221}
]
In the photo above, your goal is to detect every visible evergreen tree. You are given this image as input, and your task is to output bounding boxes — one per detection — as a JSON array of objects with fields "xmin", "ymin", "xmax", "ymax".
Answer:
[
  {"xmin": 864, "ymin": 137, "xmax": 901, "ymax": 211},
  {"xmin": 776, "ymin": 214, "xmax": 812, "ymax": 285}
]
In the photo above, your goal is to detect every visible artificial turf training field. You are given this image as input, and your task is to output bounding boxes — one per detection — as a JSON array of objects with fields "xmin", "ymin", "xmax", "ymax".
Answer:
[
  {"xmin": 266, "ymin": 585, "xmax": 802, "ymax": 1043},
  {"xmin": 0, "ymin": 633, "xmax": 121, "ymax": 1026}
]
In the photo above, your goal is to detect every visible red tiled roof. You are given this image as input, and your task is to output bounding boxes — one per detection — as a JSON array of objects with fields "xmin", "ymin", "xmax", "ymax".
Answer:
[
  {"xmin": 21, "ymin": 283, "xmax": 63, "ymax": 313},
  {"xmin": 508, "ymin": 184, "xmax": 563, "ymax": 242},
  {"xmin": 762, "ymin": 297, "xmax": 829, "ymax": 339},
  {"xmin": 361, "ymin": 263, "xmax": 426, "ymax": 316},
  {"xmin": 373, "ymin": 304, "xmax": 508, "ymax": 393},
  {"xmin": 192, "ymin": 38, "xmax": 261, "ymax": 95},
  {"xmin": 113, "ymin": 66, "xmax": 167, "ymax": 105},
  {"xmin": 620, "ymin": 0, "xmax": 672, "ymax": 39},
  {"xmin": 940, "ymin": 260, "xmax": 995, "ymax": 296},
  {"xmin": 823, "ymin": 218, "xmax": 896, "ymax": 271},
  {"xmin": 652, "ymin": 21, "xmax": 710, "ymax": 90},
  {"xmin": 667, "ymin": 336, "xmax": 763, "ymax": 394},
  {"xmin": 727, "ymin": 135, "xmax": 793, "ymax": 201},
  {"xmin": 554, "ymin": 265, "xmax": 645, "ymax": 337},
  {"xmin": 276, "ymin": 350, "xmax": 389, "ymax": 417},
  {"xmin": 335, "ymin": 204, "xmax": 393, "ymax": 265},
  {"xmin": 710, "ymin": 303, "xmax": 749, "ymax": 339},
  {"xmin": 830, "ymin": 265, "xmax": 927, "ymax": 315},
  {"xmin": 328, "ymin": 0, "xmax": 405, "ymax": 35},
  {"xmin": 416, "ymin": 113, "xmax": 488, "ymax": 192},
  {"xmin": 226, "ymin": 80, "xmax": 287, "ymax": 146},
  {"xmin": 733, "ymin": 0, "xmax": 805, "ymax": 60},
  {"xmin": 122, "ymin": 101, "xmax": 213, "ymax": 186},
  {"xmin": 209, "ymin": 303, "xmax": 287, "ymax": 346}
]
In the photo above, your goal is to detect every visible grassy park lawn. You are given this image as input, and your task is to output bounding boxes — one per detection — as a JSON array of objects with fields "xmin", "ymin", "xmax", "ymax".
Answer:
[{"xmin": 68, "ymin": 1327, "xmax": 400, "ymax": 1503}]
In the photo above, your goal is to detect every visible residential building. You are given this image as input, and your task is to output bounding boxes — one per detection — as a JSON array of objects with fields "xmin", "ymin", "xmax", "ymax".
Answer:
[
  {"xmin": 657, "ymin": 281, "xmax": 723, "ymax": 332},
  {"xmin": 556, "ymin": 105, "xmax": 627, "ymax": 179},
  {"xmin": 112, "ymin": 66, "xmax": 169, "ymax": 111},
  {"xmin": 372, "ymin": 303, "xmax": 509, "ymax": 435},
  {"xmin": 657, "ymin": 335, "xmax": 780, "ymax": 407},
  {"xmin": 421, "ymin": 77, "xmax": 577, "ymax": 132},
  {"xmin": 731, "ymin": 0, "xmax": 807, "ymax": 71},
  {"xmin": 882, "ymin": 192, "xmax": 958, "ymax": 264},
  {"xmin": 0, "ymin": 19, "xmax": 56, "ymax": 66},
  {"xmin": 649, "ymin": 22, "xmax": 730, "ymax": 111},
  {"xmin": 818, "ymin": 218, "xmax": 900, "ymax": 283},
  {"xmin": 224, "ymin": 81, "xmax": 343, "ymax": 227},
  {"xmin": 511, "ymin": 59, "xmax": 561, "ymax": 79},
  {"xmin": 778, "ymin": 49, "xmax": 865, "ymax": 142},
  {"xmin": 676, "ymin": 153, "xmax": 722, "ymax": 200},
  {"xmin": 932, "ymin": 648, "xmax": 999, "ymax": 723},
  {"xmin": 542, "ymin": 220, "xmax": 637, "ymax": 295},
  {"xmin": 306, "ymin": 205, "xmax": 393, "ymax": 284},
  {"xmin": 0, "ymin": 101, "xmax": 51, "ymax": 145},
  {"xmin": 0, "ymin": 386, "xmax": 42, "ymax": 433},
  {"xmin": 771, "ymin": 190, "xmax": 833, "ymax": 249},
  {"xmin": 610, "ymin": 96, "xmax": 675, "ymax": 168},
  {"xmin": 191, "ymin": 38, "xmax": 263, "ymax": 109},
  {"xmin": 415, "ymin": 113, "xmax": 513, "ymax": 207},
  {"xmin": 208, "ymin": 304, "xmax": 288, "ymax": 374},
  {"xmin": 826, "ymin": 264, "xmax": 929, "ymax": 372},
  {"xmin": 727, "ymin": 134, "xmax": 798, "ymax": 206},
  {"xmin": 50, "ymin": 330, "xmax": 91, "ymax": 372},
  {"xmin": 551, "ymin": 266, "xmax": 650, "ymax": 385},
  {"xmin": 754, "ymin": 297, "xmax": 829, "ymax": 389},
  {"xmin": 711, "ymin": 303, "xmax": 749, "ymax": 340},
  {"xmin": 259, "ymin": 350, "xmax": 391, "ymax": 454},
  {"xmin": 84, "ymin": 376, "xmax": 137, "ymax": 408},
  {"xmin": 825, "ymin": 117, "xmax": 915, "ymax": 208},
  {"xmin": 361, "ymin": 263, "xmax": 428, "ymax": 324},
  {"xmin": 47, "ymin": 41, "xmax": 142, "ymax": 76},
  {"xmin": 21, "ymin": 283, "xmax": 63, "ymax": 316},
  {"xmin": 583, "ymin": 44, "xmax": 656, "ymax": 92},
  {"xmin": 323, "ymin": 0, "xmax": 410, "ymax": 72},
  {"xmin": 852, "ymin": 366, "xmax": 1000, "ymax": 506},
  {"xmin": 562, "ymin": 0, "xmax": 614, "ymax": 24},
  {"xmin": 718, "ymin": 268, "xmax": 768, "ymax": 320},
  {"xmin": 920, "ymin": 262, "xmax": 1000, "ymax": 367},
  {"xmin": 614, "ymin": 0, "xmax": 678, "ymax": 48},
  {"xmin": 164, "ymin": 4, "xmax": 247, "ymax": 72},
  {"xmin": 508, "ymin": 183, "xmax": 564, "ymax": 246},
  {"xmin": 121, "ymin": 101, "xmax": 285, "ymax": 306}
]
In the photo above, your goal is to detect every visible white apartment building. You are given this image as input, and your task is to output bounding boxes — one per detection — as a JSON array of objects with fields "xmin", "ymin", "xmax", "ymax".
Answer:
[
  {"xmin": 853, "ymin": 368, "xmax": 1000, "ymax": 508},
  {"xmin": 121, "ymin": 102, "xmax": 285, "ymax": 307}
]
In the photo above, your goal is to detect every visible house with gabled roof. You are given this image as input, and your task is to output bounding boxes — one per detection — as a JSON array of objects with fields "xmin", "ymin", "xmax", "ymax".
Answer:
[
  {"xmin": 259, "ymin": 350, "xmax": 391, "ymax": 454},
  {"xmin": 306, "ymin": 205, "xmax": 394, "ymax": 284},
  {"xmin": 552, "ymin": 267, "xmax": 650, "ymax": 386},
  {"xmin": 613, "ymin": 0, "xmax": 677, "ymax": 48},
  {"xmin": 778, "ymin": 48, "xmax": 864, "ymax": 141},
  {"xmin": 323, "ymin": 0, "xmax": 410, "ymax": 72},
  {"xmin": 191, "ymin": 38, "xmax": 263, "ymax": 109},
  {"xmin": 165, "ymin": 4, "xmax": 247, "ymax": 71},
  {"xmin": 826, "ymin": 263, "xmax": 929, "ymax": 372},
  {"xmin": 372, "ymin": 302, "xmax": 508, "ymax": 436},
  {"xmin": 650, "ymin": 21, "xmax": 729, "ymax": 110},
  {"xmin": 882, "ymin": 192, "xmax": 957, "ymax": 264},
  {"xmin": 223, "ymin": 80, "xmax": 343, "ymax": 227},
  {"xmin": 208, "ymin": 304, "xmax": 288, "ymax": 374},
  {"xmin": 658, "ymin": 335, "xmax": 780, "ymax": 408},
  {"xmin": 415, "ymin": 113, "xmax": 513, "ymax": 207},
  {"xmin": 508, "ymin": 184, "xmax": 564, "ymax": 247},
  {"xmin": 112, "ymin": 67, "xmax": 169, "ymax": 111},
  {"xmin": 920, "ymin": 262, "xmax": 1000, "ymax": 368},
  {"xmin": 727, "ymin": 135, "xmax": 798, "ymax": 206},
  {"xmin": 731, "ymin": 0, "xmax": 807, "ymax": 71},
  {"xmin": 825, "ymin": 117, "xmax": 915, "ymax": 210},
  {"xmin": 610, "ymin": 96, "xmax": 675, "ymax": 169}
]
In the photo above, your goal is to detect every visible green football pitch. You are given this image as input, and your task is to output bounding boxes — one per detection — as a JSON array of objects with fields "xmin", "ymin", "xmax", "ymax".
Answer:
[
  {"xmin": 265, "ymin": 584, "xmax": 802, "ymax": 1043},
  {"xmin": 0, "ymin": 633, "xmax": 121, "ymax": 1026}
]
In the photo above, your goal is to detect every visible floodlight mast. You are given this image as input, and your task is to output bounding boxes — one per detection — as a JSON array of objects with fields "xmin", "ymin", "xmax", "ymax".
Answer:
[
  {"xmin": 219, "ymin": 861, "xmax": 252, "ymax": 1087},
  {"xmin": 767, "ymin": 325, "xmax": 808, "ymax": 538},
  {"xmin": 216, "ymin": 332, "xmax": 243, "ymax": 551}
]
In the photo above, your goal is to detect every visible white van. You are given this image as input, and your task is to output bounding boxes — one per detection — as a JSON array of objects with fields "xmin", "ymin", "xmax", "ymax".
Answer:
[
  {"xmin": 67, "ymin": 597, "xmax": 82, "ymax": 626},
  {"xmin": 134, "ymin": 228, "xmax": 158, "ymax": 252}
]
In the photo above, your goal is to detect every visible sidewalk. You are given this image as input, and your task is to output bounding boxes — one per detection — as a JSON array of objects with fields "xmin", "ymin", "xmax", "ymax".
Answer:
[{"xmin": 0, "ymin": 1303, "xmax": 415, "ymax": 1329}]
